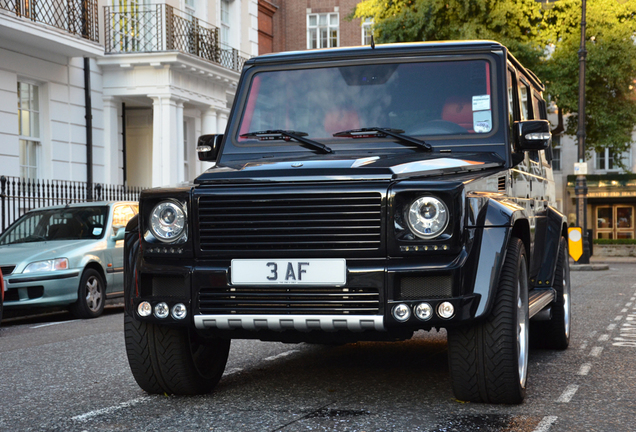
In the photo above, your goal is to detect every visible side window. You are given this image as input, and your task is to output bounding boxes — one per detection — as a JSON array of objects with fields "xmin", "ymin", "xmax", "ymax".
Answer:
[
  {"xmin": 112, "ymin": 205, "xmax": 136, "ymax": 229},
  {"xmin": 507, "ymin": 68, "xmax": 518, "ymax": 124},
  {"xmin": 519, "ymin": 81, "xmax": 530, "ymax": 120}
]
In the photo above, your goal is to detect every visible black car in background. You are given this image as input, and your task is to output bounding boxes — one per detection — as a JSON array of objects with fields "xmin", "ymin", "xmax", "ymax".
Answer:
[{"xmin": 123, "ymin": 41, "xmax": 570, "ymax": 404}]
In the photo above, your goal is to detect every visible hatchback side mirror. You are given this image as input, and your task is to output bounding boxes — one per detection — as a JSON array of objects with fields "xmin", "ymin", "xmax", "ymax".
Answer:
[
  {"xmin": 197, "ymin": 134, "xmax": 223, "ymax": 162},
  {"xmin": 512, "ymin": 120, "xmax": 551, "ymax": 152},
  {"xmin": 112, "ymin": 225, "xmax": 125, "ymax": 241}
]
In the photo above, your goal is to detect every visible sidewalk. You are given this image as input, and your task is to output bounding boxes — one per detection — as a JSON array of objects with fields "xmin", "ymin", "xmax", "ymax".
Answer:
[{"xmin": 568, "ymin": 255, "xmax": 636, "ymax": 271}]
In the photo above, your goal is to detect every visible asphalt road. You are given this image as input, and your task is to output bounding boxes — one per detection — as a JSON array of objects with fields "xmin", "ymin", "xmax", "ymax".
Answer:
[{"xmin": 1, "ymin": 264, "xmax": 635, "ymax": 432}]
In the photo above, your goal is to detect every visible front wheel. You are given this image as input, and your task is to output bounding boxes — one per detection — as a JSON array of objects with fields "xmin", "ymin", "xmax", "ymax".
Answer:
[
  {"xmin": 447, "ymin": 236, "xmax": 529, "ymax": 404},
  {"xmin": 70, "ymin": 269, "xmax": 105, "ymax": 318}
]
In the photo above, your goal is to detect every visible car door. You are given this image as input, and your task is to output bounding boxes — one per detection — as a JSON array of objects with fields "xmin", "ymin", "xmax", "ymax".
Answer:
[{"xmin": 106, "ymin": 204, "xmax": 138, "ymax": 295}]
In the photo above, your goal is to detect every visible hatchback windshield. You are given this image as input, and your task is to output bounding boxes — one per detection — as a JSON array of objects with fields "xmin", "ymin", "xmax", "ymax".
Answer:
[
  {"xmin": 0, "ymin": 207, "xmax": 109, "ymax": 245},
  {"xmin": 238, "ymin": 59, "xmax": 494, "ymax": 143}
]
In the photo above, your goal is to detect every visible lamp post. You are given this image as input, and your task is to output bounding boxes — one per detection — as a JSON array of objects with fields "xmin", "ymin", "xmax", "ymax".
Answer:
[{"xmin": 575, "ymin": 0, "xmax": 591, "ymax": 263}]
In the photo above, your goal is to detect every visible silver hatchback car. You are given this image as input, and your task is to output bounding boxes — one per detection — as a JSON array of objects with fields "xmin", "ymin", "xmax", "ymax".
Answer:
[{"xmin": 0, "ymin": 201, "xmax": 138, "ymax": 318}]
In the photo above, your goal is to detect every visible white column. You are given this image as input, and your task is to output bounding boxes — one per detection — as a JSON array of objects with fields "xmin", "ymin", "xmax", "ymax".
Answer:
[
  {"xmin": 102, "ymin": 96, "xmax": 121, "ymax": 185},
  {"xmin": 150, "ymin": 95, "xmax": 180, "ymax": 187},
  {"xmin": 176, "ymin": 100, "xmax": 186, "ymax": 183},
  {"xmin": 202, "ymin": 107, "xmax": 218, "ymax": 135},
  {"xmin": 217, "ymin": 110, "xmax": 229, "ymax": 135}
]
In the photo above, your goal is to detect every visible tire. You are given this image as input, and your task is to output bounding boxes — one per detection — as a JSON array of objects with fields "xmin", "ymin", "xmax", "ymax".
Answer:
[
  {"xmin": 125, "ymin": 315, "xmax": 231, "ymax": 395},
  {"xmin": 531, "ymin": 237, "xmax": 571, "ymax": 350},
  {"xmin": 123, "ymin": 224, "xmax": 230, "ymax": 395},
  {"xmin": 447, "ymin": 236, "xmax": 529, "ymax": 404},
  {"xmin": 70, "ymin": 268, "xmax": 106, "ymax": 319}
]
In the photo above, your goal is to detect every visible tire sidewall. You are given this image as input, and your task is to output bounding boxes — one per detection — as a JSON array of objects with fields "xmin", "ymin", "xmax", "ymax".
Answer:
[{"xmin": 71, "ymin": 268, "xmax": 105, "ymax": 318}]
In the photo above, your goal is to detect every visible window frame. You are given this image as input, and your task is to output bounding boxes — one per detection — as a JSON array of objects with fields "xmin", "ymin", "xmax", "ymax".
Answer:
[
  {"xmin": 17, "ymin": 80, "xmax": 41, "ymax": 179},
  {"xmin": 307, "ymin": 12, "xmax": 339, "ymax": 49}
]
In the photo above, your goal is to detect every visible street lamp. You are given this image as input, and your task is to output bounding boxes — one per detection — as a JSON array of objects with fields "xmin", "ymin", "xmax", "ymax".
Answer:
[{"xmin": 575, "ymin": 0, "xmax": 591, "ymax": 264}]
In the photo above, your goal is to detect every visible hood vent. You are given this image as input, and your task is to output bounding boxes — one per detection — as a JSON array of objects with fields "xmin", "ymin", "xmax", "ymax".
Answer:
[{"xmin": 498, "ymin": 175, "xmax": 506, "ymax": 192}]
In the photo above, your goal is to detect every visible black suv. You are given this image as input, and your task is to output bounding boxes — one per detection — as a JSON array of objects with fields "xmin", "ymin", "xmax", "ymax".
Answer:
[{"xmin": 124, "ymin": 41, "xmax": 571, "ymax": 404}]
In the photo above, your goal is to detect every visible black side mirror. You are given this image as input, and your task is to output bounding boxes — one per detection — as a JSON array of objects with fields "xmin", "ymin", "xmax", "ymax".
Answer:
[
  {"xmin": 197, "ymin": 134, "xmax": 223, "ymax": 162},
  {"xmin": 512, "ymin": 120, "xmax": 551, "ymax": 152}
]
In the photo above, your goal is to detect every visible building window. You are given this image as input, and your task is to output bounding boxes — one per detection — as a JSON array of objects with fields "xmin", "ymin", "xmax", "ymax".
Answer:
[
  {"xmin": 362, "ymin": 18, "xmax": 373, "ymax": 45},
  {"xmin": 18, "ymin": 81, "xmax": 40, "ymax": 179},
  {"xmin": 596, "ymin": 148, "xmax": 630, "ymax": 171},
  {"xmin": 552, "ymin": 134, "xmax": 561, "ymax": 171},
  {"xmin": 184, "ymin": 0, "xmax": 195, "ymax": 14},
  {"xmin": 220, "ymin": 0, "xmax": 231, "ymax": 47},
  {"xmin": 307, "ymin": 13, "xmax": 338, "ymax": 49}
]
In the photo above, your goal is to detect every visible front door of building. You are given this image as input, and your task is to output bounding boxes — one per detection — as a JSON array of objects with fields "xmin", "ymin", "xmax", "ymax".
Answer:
[{"xmin": 595, "ymin": 205, "xmax": 635, "ymax": 239}]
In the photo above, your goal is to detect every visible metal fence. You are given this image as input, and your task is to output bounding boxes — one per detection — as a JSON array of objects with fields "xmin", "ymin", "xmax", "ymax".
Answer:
[
  {"xmin": 104, "ymin": 4, "xmax": 249, "ymax": 72},
  {"xmin": 0, "ymin": 176, "xmax": 145, "ymax": 233},
  {"xmin": 0, "ymin": 0, "xmax": 99, "ymax": 42}
]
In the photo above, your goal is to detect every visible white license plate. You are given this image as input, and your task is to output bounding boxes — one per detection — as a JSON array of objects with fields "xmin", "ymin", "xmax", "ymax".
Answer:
[{"xmin": 231, "ymin": 259, "xmax": 346, "ymax": 285}]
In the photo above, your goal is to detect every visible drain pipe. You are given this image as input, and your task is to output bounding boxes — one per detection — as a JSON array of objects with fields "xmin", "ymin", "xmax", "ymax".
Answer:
[{"xmin": 84, "ymin": 57, "xmax": 93, "ymax": 201}]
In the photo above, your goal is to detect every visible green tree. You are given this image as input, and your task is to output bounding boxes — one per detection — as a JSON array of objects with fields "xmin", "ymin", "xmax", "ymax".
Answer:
[{"xmin": 352, "ymin": 0, "xmax": 636, "ymax": 161}]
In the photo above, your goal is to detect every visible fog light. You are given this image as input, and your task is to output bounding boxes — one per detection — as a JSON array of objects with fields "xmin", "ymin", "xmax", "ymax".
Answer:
[
  {"xmin": 171, "ymin": 303, "xmax": 187, "ymax": 320},
  {"xmin": 415, "ymin": 302, "xmax": 433, "ymax": 321},
  {"xmin": 437, "ymin": 301, "xmax": 455, "ymax": 319},
  {"xmin": 138, "ymin": 301, "xmax": 152, "ymax": 317},
  {"xmin": 392, "ymin": 303, "xmax": 411, "ymax": 322},
  {"xmin": 154, "ymin": 302, "xmax": 170, "ymax": 319}
]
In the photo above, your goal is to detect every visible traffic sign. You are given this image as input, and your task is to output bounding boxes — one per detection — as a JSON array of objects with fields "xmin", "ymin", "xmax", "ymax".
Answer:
[{"xmin": 568, "ymin": 227, "xmax": 583, "ymax": 261}]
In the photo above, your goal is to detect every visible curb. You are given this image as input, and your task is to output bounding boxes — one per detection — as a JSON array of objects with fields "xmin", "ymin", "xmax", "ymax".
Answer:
[{"xmin": 570, "ymin": 264, "xmax": 610, "ymax": 271}]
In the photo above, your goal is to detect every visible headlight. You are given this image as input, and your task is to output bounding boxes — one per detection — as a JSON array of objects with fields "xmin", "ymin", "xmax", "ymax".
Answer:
[
  {"xmin": 149, "ymin": 201, "xmax": 186, "ymax": 242},
  {"xmin": 406, "ymin": 196, "xmax": 449, "ymax": 239},
  {"xmin": 24, "ymin": 258, "xmax": 69, "ymax": 273}
]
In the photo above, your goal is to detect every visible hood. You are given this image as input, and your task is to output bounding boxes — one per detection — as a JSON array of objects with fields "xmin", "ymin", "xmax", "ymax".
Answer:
[
  {"xmin": 195, "ymin": 152, "xmax": 505, "ymax": 184},
  {"xmin": 0, "ymin": 239, "xmax": 97, "ymax": 270}
]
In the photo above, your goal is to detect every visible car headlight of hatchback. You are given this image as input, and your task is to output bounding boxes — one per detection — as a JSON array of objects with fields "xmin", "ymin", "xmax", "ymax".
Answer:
[
  {"xmin": 406, "ymin": 196, "xmax": 449, "ymax": 240},
  {"xmin": 24, "ymin": 258, "xmax": 69, "ymax": 273},
  {"xmin": 149, "ymin": 201, "xmax": 187, "ymax": 242}
]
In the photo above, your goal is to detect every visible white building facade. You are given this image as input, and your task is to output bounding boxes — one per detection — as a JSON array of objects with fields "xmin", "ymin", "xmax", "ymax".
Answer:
[{"xmin": 0, "ymin": 0, "xmax": 257, "ymax": 205}]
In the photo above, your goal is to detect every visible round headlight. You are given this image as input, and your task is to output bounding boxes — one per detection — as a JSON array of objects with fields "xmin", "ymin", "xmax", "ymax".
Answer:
[
  {"xmin": 150, "ymin": 201, "xmax": 186, "ymax": 242},
  {"xmin": 406, "ymin": 196, "xmax": 449, "ymax": 239}
]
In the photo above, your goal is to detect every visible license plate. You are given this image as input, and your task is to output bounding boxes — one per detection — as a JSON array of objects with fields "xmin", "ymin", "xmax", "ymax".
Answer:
[{"xmin": 231, "ymin": 259, "xmax": 346, "ymax": 286}]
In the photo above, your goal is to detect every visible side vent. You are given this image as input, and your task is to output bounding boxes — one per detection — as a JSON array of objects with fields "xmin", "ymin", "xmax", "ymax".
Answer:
[{"xmin": 498, "ymin": 175, "xmax": 506, "ymax": 192}]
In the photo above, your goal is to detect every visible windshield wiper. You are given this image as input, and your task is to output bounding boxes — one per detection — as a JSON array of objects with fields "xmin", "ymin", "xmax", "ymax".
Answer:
[
  {"xmin": 333, "ymin": 127, "xmax": 432, "ymax": 151},
  {"xmin": 240, "ymin": 130, "xmax": 332, "ymax": 154}
]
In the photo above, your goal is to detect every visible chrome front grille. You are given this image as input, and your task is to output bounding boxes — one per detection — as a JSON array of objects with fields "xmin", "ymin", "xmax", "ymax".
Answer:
[{"xmin": 196, "ymin": 190, "xmax": 383, "ymax": 254}]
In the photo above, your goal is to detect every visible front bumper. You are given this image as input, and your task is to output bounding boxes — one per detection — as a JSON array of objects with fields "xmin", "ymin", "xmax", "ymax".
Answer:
[{"xmin": 3, "ymin": 270, "xmax": 81, "ymax": 308}]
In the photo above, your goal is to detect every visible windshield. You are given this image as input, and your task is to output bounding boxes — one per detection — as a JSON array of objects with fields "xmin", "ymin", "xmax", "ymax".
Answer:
[
  {"xmin": 0, "ymin": 206, "xmax": 109, "ymax": 245},
  {"xmin": 237, "ymin": 58, "xmax": 494, "ymax": 144}
]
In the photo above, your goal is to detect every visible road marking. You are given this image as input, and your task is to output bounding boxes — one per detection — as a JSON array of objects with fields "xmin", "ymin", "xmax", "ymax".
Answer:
[
  {"xmin": 621, "ymin": 308, "xmax": 628, "ymax": 313},
  {"xmin": 607, "ymin": 323, "xmax": 617, "ymax": 331},
  {"xmin": 223, "ymin": 368, "xmax": 243, "ymax": 376},
  {"xmin": 598, "ymin": 334, "xmax": 609, "ymax": 342},
  {"xmin": 72, "ymin": 396, "xmax": 152, "ymax": 422},
  {"xmin": 533, "ymin": 416, "xmax": 558, "ymax": 432},
  {"xmin": 31, "ymin": 320, "xmax": 80, "ymax": 329},
  {"xmin": 626, "ymin": 302, "xmax": 633, "ymax": 307},
  {"xmin": 615, "ymin": 316, "xmax": 623, "ymax": 321},
  {"xmin": 590, "ymin": 346, "xmax": 603, "ymax": 357},
  {"xmin": 577, "ymin": 363, "xmax": 592, "ymax": 376},
  {"xmin": 579, "ymin": 341, "xmax": 588, "ymax": 351},
  {"xmin": 557, "ymin": 385, "xmax": 579, "ymax": 403},
  {"xmin": 588, "ymin": 330, "xmax": 597, "ymax": 338},
  {"xmin": 264, "ymin": 350, "xmax": 299, "ymax": 362}
]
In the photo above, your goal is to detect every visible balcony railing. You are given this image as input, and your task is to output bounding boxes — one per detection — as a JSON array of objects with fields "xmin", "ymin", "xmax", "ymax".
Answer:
[
  {"xmin": 104, "ymin": 4, "xmax": 249, "ymax": 72},
  {"xmin": 0, "ymin": 0, "xmax": 99, "ymax": 42},
  {"xmin": 0, "ymin": 176, "xmax": 145, "ymax": 233}
]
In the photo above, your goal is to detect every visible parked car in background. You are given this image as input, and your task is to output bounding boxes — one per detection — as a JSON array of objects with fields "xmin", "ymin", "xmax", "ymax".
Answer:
[
  {"xmin": 0, "ymin": 268, "xmax": 4, "ymax": 324},
  {"xmin": 0, "ymin": 201, "xmax": 138, "ymax": 318}
]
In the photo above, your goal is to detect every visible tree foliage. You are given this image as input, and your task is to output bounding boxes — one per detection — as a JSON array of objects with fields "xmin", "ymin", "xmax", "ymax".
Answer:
[{"xmin": 352, "ymin": 0, "xmax": 636, "ymax": 159}]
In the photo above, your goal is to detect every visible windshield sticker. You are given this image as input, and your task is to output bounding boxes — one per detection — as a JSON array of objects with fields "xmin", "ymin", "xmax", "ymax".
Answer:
[
  {"xmin": 93, "ymin": 227, "xmax": 103, "ymax": 236},
  {"xmin": 472, "ymin": 95, "xmax": 491, "ymax": 112},
  {"xmin": 473, "ymin": 110, "xmax": 492, "ymax": 133}
]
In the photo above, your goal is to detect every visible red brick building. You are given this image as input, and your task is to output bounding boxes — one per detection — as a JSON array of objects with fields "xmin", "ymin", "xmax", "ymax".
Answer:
[{"xmin": 258, "ymin": 0, "xmax": 372, "ymax": 55}]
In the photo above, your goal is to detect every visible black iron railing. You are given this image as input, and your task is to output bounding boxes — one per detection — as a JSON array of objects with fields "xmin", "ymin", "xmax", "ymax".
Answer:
[
  {"xmin": 104, "ymin": 4, "xmax": 249, "ymax": 72},
  {"xmin": 0, "ymin": 0, "xmax": 99, "ymax": 42},
  {"xmin": 0, "ymin": 176, "xmax": 145, "ymax": 232}
]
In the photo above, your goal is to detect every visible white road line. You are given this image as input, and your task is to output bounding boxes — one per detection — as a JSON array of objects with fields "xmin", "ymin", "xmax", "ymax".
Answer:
[
  {"xmin": 626, "ymin": 302, "xmax": 633, "ymax": 307},
  {"xmin": 590, "ymin": 346, "xmax": 603, "ymax": 357},
  {"xmin": 264, "ymin": 350, "xmax": 299, "ymax": 362},
  {"xmin": 598, "ymin": 334, "xmax": 610, "ymax": 342},
  {"xmin": 72, "ymin": 396, "xmax": 152, "ymax": 422},
  {"xmin": 31, "ymin": 320, "xmax": 80, "ymax": 329},
  {"xmin": 557, "ymin": 385, "xmax": 579, "ymax": 403},
  {"xmin": 615, "ymin": 316, "xmax": 623, "ymax": 321},
  {"xmin": 588, "ymin": 330, "xmax": 597, "ymax": 338},
  {"xmin": 533, "ymin": 416, "xmax": 558, "ymax": 432},
  {"xmin": 621, "ymin": 308, "xmax": 628, "ymax": 313},
  {"xmin": 579, "ymin": 341, "xmax": 588, "ymax": 351},
  {"xmin": 607, "ymin": 323, "xmax": 617, "ymax": 331},
  {"xmin": 223, "ymin": 368, "xmax": 243, "ymax": 376},
  {"xmin": 577, "ymin": 363, "xmax": 592, "ymax": 376}
]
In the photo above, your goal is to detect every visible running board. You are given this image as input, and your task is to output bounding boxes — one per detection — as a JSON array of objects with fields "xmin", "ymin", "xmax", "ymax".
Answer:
[{"xmin": 528, "ymin": 288, "xmax": 556, "ymax": 319}]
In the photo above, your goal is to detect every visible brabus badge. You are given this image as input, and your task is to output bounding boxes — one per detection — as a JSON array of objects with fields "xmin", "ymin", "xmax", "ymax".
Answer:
[{"xmin": 291, "ymin": 163, "xmax": 303, "ymax": 168}]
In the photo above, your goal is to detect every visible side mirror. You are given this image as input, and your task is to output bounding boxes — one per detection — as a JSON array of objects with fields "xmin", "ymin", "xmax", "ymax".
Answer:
[
  {"xmin": 513, "ymin": 120, "xmax": 551, "ymax": 152},
  {"xmin": 197, "ymin": 134, "xmax": 223, "ymax": 162},
  {"xmin": 112, "ymin": 225, "xmax": 125, "ymax": 241}
]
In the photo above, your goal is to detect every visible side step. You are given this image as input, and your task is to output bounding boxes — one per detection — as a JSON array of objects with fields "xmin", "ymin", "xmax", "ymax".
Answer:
[{"xmin": 528, "ymin": 288, "xmax": 556, "ymax": 319}]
